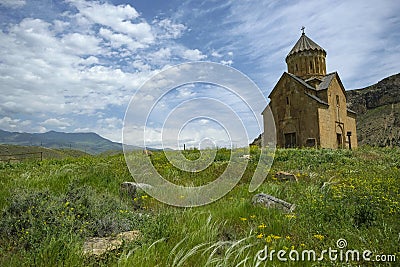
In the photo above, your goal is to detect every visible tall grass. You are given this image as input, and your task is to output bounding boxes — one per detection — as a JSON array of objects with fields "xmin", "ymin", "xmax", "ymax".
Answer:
[{"xmin": 0, "ymin": 147, "xmax": 399, "ymax": 266}]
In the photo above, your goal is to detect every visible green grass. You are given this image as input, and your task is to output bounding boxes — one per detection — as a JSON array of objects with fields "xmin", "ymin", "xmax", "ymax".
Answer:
[
  {"xmin": 0, "ymin": 147, "xmax": 399, "ymax": 266},
  {"xmin": 0, "ymin": 144, "xmax": 89, "ymax": 162}
]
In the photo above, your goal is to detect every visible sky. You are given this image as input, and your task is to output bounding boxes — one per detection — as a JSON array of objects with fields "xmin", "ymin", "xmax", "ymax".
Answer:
[{"xmin": 0, "ymin": 0, "xmax": 399, "ymax": 148}]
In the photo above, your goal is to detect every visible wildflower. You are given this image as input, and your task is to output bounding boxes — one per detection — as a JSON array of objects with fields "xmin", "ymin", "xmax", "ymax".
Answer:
[
  {"xmin": 258, "ymin": 223, "xmax": 266, "ymax": 229},
  {"xmin": 283, "ymin": 246, "xmax": 289, "ymax": 250},
  {"xmin": 250, "ymin": 215, "xmax": 256, "ymax": 219},
  {"xmin": 313, "ymin": 234, "xmax": 324, "ymax": 241},
  {"xmin": 256, "ymin": 233, "xmax": 264, "ymax": 239},
  {"xmin": 240, "ymin": 217, "xmax": 247, "ymax": 221},
  {"xmin": 300, "ymin": 243, "xmax": 305, "ymax": 247},
  {"xmin": 272, "ymin": 235, "xmax": 281, "ymax": 239},
  {"xmin": 141, "ymin": 195, "xmax": 148, "ymax": 200},
  {"xmin": 285, "ymin": 235, "xmax": 291, "ymax": 240},
  {"xmin": 285, "ymin": 214, "xmax": 296, "ymax": 219},
  {"xmin": 265, "ymin": 236, "xmax": 272, "ymax": 243},
  {"xmin": 65, "ymin": 201, "xmax": 70, "ymax": 207}
]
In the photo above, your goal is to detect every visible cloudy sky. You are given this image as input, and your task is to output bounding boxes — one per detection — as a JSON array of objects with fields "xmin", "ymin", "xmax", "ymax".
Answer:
[{"xmin": 0, "ymin": 0, "xmax": 399, "ymax": 148}]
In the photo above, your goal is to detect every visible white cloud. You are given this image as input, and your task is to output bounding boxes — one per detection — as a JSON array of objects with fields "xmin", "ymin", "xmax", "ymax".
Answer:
[
  {"xmin": 220, "ymin": 60, "xmax": 233, "ymax": 66},
  {"xmin": 42, "ymin": 118, "xmax": 71, "ymax": 128},
  {"xmin": 0, "ymin": 117, "xmax": 31, "ymax": 131},
  {"xmin": 156, "ymin": 18, "xmax": 187, "ymax": 39},
  {"xmin": 99, "ymin": 28, "xmax": 146, "ymax": 51},
  {"xmin": 61, "ymin": 33, "xmax": 102, "ymax": 55},
  {"xmin": 181, "ymin": 48, "xmax": 207, "ymax": 60},
  {"xmin": 68, "ymin": 0, "xmax": 154, "ymax": 43},
  {"xmin": 211, "ymin": 51, "xmax": 223, "ymax": 58},
  {"xmin": 0, "ymin": 0, "xmax": 25, "ymax": 9}
]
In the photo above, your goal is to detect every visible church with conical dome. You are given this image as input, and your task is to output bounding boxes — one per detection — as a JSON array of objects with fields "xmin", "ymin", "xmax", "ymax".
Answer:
[{"xmin": 262, "ymin": 29, "xmax": 357, "ymax": 149}]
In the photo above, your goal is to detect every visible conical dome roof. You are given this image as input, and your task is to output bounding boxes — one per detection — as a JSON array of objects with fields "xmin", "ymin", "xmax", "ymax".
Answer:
[{"xmin": 286, "ymin": 32, "xmax": 326, "ymax": 59}]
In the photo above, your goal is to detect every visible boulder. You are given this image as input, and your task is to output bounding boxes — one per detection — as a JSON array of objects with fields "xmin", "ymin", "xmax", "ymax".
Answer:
[
  {"xmin": 120, "ymin": 182, "xmax": 152, "ymax": 198},
  {"xmin": 83, "ymin": 230, "xmax": 140, "ymax": 256},
  {"xmin": 252, "ymin": 193, "xmax": 295, "ymax": 212},
  {"xmin": 275, "ymin": 171, "xmax": 298, "ymax": 182}
]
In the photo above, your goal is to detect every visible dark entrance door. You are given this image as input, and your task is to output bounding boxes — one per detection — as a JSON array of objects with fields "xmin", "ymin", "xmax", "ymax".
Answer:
[
  {"xmin": 337, "ymin": 133, "xmax": 343, "ymax": 148},
  {"xmin": 284, "ymin": 132, "xmax": 296, "ymax": 148}
]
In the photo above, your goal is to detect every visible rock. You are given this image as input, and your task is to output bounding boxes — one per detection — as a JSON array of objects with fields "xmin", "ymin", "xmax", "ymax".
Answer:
[
  {"xmin": 83, "ymin": 230, "xmax": 140, "ymax": 256},
  {"xmin": 120, "ymin": 182, "xmax": 152, "ymax": 198},
  {"xmin": 143, "ymin": 149, "xmax": 153, "ymax": 156},
  {"xmin": 252, "ymin": 193, "xmax": 295, "ymax": 212},
  {"xmin": 275, "ymin": 171, "xmax": 298, "ymax": 182}
]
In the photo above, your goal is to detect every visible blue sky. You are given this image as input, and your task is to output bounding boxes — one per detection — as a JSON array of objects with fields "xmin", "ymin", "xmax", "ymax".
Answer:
[{"xmin": 0, "ymin": 0, "xmax": 399, "ymax": 148}]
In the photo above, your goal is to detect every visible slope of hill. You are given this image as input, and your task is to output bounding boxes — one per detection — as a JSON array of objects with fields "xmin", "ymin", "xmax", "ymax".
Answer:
[
  {"xmin": 0, "ymin": 144, "xmax": 89, "ymax": 161},
  {"xmin": 0, "ymin": 130, "xmax": 123, "ymax": 154},
  {"xmin": 347, "ymin": 73, "xmax": 400, "ymax": 147}
]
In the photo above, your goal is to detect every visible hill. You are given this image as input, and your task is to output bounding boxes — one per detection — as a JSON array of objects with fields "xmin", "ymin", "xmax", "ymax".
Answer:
[
  {"xmin": 0, "ymin": 130, "xmax": 123, "ymax": 154},
  {"xmin": 346, "ymin": 73, "xmax": 400, "ymax": 147},
  {"xmin": 0, "ymin": 144, "xmax": 89, "ymax": 162}
]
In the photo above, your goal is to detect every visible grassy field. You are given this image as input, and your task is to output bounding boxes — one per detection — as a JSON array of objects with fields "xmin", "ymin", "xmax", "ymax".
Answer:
[{"xmin": 0, "ymin": 147, "xmax": 399, "ymax": 266}]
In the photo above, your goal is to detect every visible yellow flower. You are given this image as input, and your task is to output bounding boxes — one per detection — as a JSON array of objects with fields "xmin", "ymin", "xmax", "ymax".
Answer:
[
  {"xmin": 240, "ymin": 217, "xmax": 247, "ymax": 221},
  {"xmin": 250, "ymin": 215, "xmax": 256, "ymax": 219},
  {"xmin": 300, "ymin": 243, "xmax": 305, "ymax": 247},
  {"xmin": 141, "ymin": 195, "xmax": 148, "ymax": 200},
  {"xmin": 285, "ymin": 214, "xmax": 296, "ymax": 219},
  {"xmin": 313, "ymin": 234, "xmax": 324, "ymax": 241},
  {"xmin": 258, "ymin": 223, "xmax": 267, "ymax": 229},
  {"xmin": 256, "ymin": 233, "xmax": 264, "ymax": 239},
  {"xmin": 285, "ymin": 235, "xmax": 291, "ymax": 240},
  {"xmin": 272, "ymin": 235, "xmax": 281, "ymax": 239},
  {"xmin": 265, "ymin": 236, "xmax": 272, "ymax": 243}
]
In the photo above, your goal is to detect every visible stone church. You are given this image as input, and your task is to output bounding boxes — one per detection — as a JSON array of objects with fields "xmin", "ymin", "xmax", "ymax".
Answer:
[{"xmin": 262, "ymin": 30, "xmax": 357, "ymax": 149}]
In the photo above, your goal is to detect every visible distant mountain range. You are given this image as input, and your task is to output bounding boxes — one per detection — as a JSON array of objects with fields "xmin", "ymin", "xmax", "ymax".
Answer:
[{"xmin": 0, "ymin": 130, "xmax": 134, "ymax": 154}]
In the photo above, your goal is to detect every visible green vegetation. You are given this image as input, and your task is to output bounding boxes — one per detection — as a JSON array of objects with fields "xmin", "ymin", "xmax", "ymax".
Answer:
[
  {"xmin": 0, "ymin": 144, "xmax": 89, "ymax": 161},
  {"xmin": 0, "ymin": 147, "xmax": 399, "ymax": 266}
]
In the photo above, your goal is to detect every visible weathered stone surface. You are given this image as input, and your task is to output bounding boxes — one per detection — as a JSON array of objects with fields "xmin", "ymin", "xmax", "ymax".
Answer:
[
  {"xmin": 275, "ymin": 171, "xmax": 298, "ymax": 182},
  {"xmin": 347, "ymin": 73, "xmax": 400, "ymax": 147},
  {"xmin": 252, "ymin": 193, "xmax": 295, "ymax": 212},
  {"xmin": 120, "ymin": 182, "xmax": 152, "ymax": 198},
  {"xmin": 262, "ymin": 33, "xmax": 358, "ymax": 149},
  {"xmin": 83, "ymin": 230, "xmax": 140, "ymax": 256},
  {"xmin": 143, "ymin": 149, "xmax": 153, "ymax": 156}
]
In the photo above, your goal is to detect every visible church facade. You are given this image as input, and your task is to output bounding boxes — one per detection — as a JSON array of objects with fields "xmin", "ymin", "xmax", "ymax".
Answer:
[{"xmin": 262, "ymin": 30, "xmax": 357, "ymax": 149}]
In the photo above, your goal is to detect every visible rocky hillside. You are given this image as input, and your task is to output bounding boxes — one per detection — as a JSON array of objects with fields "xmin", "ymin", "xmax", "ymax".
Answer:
[{"xmin": 347, "ymin": 73, "xmax": 400, "ymax": 147}]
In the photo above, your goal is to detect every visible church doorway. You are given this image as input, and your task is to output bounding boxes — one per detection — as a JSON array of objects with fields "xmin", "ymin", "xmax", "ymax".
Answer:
[
  {"xmin": 284, "ymin": 132, "xmax": 296, "ymax": 148},
  {"xmin": 336, "ymin": 124, "xmax": 344, "ymax": 149},
  {"xmin": 336, "ymin": 133, "xmax": 343, "ymax": 148}
]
